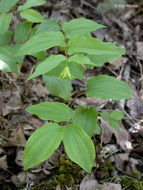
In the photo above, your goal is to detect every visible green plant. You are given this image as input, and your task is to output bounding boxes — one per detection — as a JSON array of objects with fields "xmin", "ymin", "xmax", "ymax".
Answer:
[
  {"xmin": 121, "ymin": 171, "xmax": 143, "ymax": 190},
  {"xmin": 0, "ymin": 0, "xmax": 131, "ymax": 173}
]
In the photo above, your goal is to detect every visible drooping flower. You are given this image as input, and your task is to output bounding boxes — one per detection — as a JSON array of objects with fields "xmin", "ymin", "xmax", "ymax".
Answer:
[{"xmin": 59, "ymin": 64, "xmax": 73, "ymax": 79}]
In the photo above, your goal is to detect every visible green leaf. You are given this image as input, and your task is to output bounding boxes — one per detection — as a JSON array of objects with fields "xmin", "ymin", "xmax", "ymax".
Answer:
[
  {"xmin": 29, "ymin": 26, "xmax": 37, "ymax": 38},
  {"xmin": 68, "ymin": 62, "xmax": 84, "ymax": 80},
  {"xmin": 0, "ymin": 13, "xmax": 12, "ymax": 36},
  {"xmin": 108, "ymin": 118, "xmax": 120, "ymax": 132},
  {"xmin": 44, "ymin": 61, "xmax": 66, "ymax": 78},
  {"xmin": 73, "ymin": 106, "xmax": 98, "ymax": 137},
  {"xmin": 63, "ymin": 123, "xmax": 95, "ymax": 173},
  {"xmin": 24, "ymin": 123, "xmax": 63, "ymax": 170},
  {"xmin": 14, "ymin": 22, "xmax": 32, "ymax": 43},
  {"xmin": 0, "ymin": 30, "xmax": 13, "ymax": 46},
  {"xmin": 101, "ymin": 111, "xmax": 109, "ymax": 121},
  {"xmin": 41, "ymin": 59, "xmax": 84, "ymax": 80},
  {"xmin": 86, "ymin": 75, "xmax": 131, "ymax": 100},
  {"xmin": 26, "ymin": 102, "xmax": 74, "ymax": 122},
  {"xmin": 11, "ymin": 44, "xmax": 25, "ymax": 67},
  {"xmin": 68, "ymin": 55, "xmax": 95, "ymax": 66},
  {"xmin": 36, "ymin": 18, "xmax": 60, "ymax": 34},
  {"xmin": 68, "ymin": 36, "xmax": 125, "ymax": 56},
  {"xmin": 110, "ymin": 111, "xmax": 124, "ymax": 120},
  {"xmin": 0, "ymin": 0, "xmax": 19, "ymax": 13},
  {"xmin": 28, "ymin": 54, "xmax": 66, "ymax": 80},
  {"xmin": 20, "ymin": 9, "xmax": 44, "ymax": 23},
  {"xmin": 0, "ymin": 46, "xmax": 18, "ymax": 74},
  {"xmin": 62, "ymin": 18, "xmax": 105, "ymax": 38},
  {"xmin": 95, "ymin": 124, "xmax": 101, "ymax": 135},
  {"xmin": 15, "ymin": 31, "xmax": 65, "ymax": 56},
  {"xmin": 32, "ymin": 51, "xmax": 46, "ymax": 61},
  {"xmin": 43, "ymin": 76, "xmax": 72, "ymax": 100},
  {"xmin": 87, "ymin": 53, "xmax": 123, "ymax": 67},
  {"xmin": 18, "ymin": 0, "xmax": 46, "ymax": 11}
]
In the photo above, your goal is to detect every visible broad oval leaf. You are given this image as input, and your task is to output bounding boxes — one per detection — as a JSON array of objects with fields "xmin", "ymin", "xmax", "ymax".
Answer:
[
  {"xmin": 108, "ymin": 118, "xmax": 120, "ymax": 132},
  {"xmin": 18, "ymin": 0, "xmax": 46, "ymax": 11},
  {"xmin": 101, "ymin": 111, "xmax": 109, "ymax": 121},
  {"xmin": 110, "ymin": 111, "xmax": 124, "ymax": 121},
  {"xmin": 68, "ymin": 55, "xmax": 95, "ymax": 66},
  {"xmin": 86, "ymin": 75, "xmax": 131, "ymax": 100},
  {"xmin": 36, "ymin": 18, "xmax": 60, "ymax": 34},
  {"xmin": 31, "ymin": 51, "xmax": 46, "ymax": 61},
  {"xmin": 14, "ymin": 22, "xmax": 32, "ymax": 43},
  {"xmin": 0, "ymin": 46, "xmax": 18, "ymax": 74},
  {"xmin": 95, "ymin": 124, "xmax": 101, "ymax": 135},
  {"xmin": 62, "ymin": 18, "xmax": 105, "ymax": 38},
  {"xmin": 0, "ymin": 13, "xmax": 12, "ymax": 36},
  {"xmin": 24, "ymin": 123, "xmax": 63, "ymax": 170},
  {"xmin": 0, "ymin": 30, "xmax": 13, "ymax": 46},
  {"xmin": 20, "ymin": 9, "xmax": 44, "ymax": 23},
  {"xmin": 0, "ymin": 0, "xmax": 19, "ymax": 13},
  {"xmin": 43, "ymin": 76, "xmax": 72, "ymax": 100},
  {"xmin": 68, "ymin": 36, "xmax": 125, "ymax": 56},
  {"xmin": 26, "ymin": 102, "xmax": 74, "ymax": 122},
  {"xmin": 63, "ymin": 123, "xmax": 95, "ymax": 173},
  {"xmin": 15, "ymin": 31, "xmax": 65, "ymax": 56},
  {"xmin": 87, "ymin": 53, "xmax": 124, "ymax": 67},
  {"xmin": 72, "ymin": 106, "xmax": 98, "ymax": 137},
  {"xmin": 28, "ymin": 54, "xmax": 66, "ymax": 80},
  {"xmin": 68, "ymin": 61, "xmax": 84, "ymax": 80}
]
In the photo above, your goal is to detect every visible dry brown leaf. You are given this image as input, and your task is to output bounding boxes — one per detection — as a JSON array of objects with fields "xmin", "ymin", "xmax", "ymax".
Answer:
[
  {"xmin": 15, "ymin": 150, "xmax": 24, "ymax": 167},
  {"xmin": 136, "ymin": 42, "xmax": 143, "ymax": 60},
  {"xmin": 114, "ymin": 126, "xmax": 132, "ymax": 151},
  {"xmin": 101, "ymin": 119, "xmax": 132, "ymax": 151},
  {"xmin": 0, "ymin": 155, "xmax": 8, "ymax": 170},
  {"xmin": 109, "ymin": 56, "xmax": 127, "ymax": 70},
  {"xmin": 80, "ymin": 173, "xmax": 98, "ymax": 190},
  {"xmin": 114, "ymin": 153, "xmax": 129, "ymax": 171},
  {"xmin": 44, "ymin": 150, "xmax": 60, "ymax": 170},
  {"xmin": 31, "ymin": 83, "xmax": 49, "ymax": 98},
  {"xmin": 2, "ymin": 90, "xmax": 23, "ymax": 116},
  {"xmin": 66, "ymin": 187, "xmax": 73, "ymax": 190},
  {"xmin": 29, "ymin": 117, "xmax": 43, "ymax": 129},
  {"xmin": 2, "ymin": 127, "xmax": 26, "ymax": 147},
  {"xmin": 97, "ymin": 183, "xmax": 122, "ymax": 190},
  {"xmin": 56, "ymin": 185, "xmax": 62, "ymax": 190},
  {"xmin": 102, "ymin": 120, "xmax": 113, "ymax": 144},
  {"xmin": 11, "ymin": 172, "xmax": 27, "ymax": 187}
]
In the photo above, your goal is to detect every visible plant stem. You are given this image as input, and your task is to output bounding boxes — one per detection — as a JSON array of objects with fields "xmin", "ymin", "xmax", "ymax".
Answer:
[
  {"xmin": 82, "ymin": 64, "xmax": 88, "ymax": 109},
  {"xmin": 58, "ymin": 22, "xmax": 68, "ymax": 59},
  {"xmin": 100, "ymin": 120, "xmax": 108, "ymax": 150},
  {"xmin": 100, "ymin": 112, "xmax": 111, "ymax": 150}
]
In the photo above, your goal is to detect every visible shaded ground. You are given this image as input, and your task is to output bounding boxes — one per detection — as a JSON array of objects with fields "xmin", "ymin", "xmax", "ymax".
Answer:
[{"xmin": 0, "ymin": 0, "xmax": 143, "ymax": 189}]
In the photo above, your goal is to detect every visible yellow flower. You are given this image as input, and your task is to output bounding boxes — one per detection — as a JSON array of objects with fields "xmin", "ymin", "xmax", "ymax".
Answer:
[{"xmin": 59, "ymin": 65, "xmax": 73, "ymax": 79}]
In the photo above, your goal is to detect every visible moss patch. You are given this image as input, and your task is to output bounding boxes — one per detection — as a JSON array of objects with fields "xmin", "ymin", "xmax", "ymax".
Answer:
[
  {"xmin": 121, "ymin": 171, "xmax": 143, "ymax": 190},
  {"xmin": 95, "ymin": 158, "xmax": 114, "ymax": 180},
  {"xmin": 32, "ymin": 155, "xmax": 84, "ymax": 190}
]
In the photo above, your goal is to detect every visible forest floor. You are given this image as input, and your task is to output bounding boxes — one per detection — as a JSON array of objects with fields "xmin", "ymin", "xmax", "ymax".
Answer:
[{"xmin": 0, "ymin": 0, "xmax": 143, "ymax": 189}]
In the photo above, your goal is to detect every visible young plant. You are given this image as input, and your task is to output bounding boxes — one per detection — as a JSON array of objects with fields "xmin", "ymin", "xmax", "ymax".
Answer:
[{"xmin": 0, "ymin": 0, "xmax": 131, "ymax": 173}]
